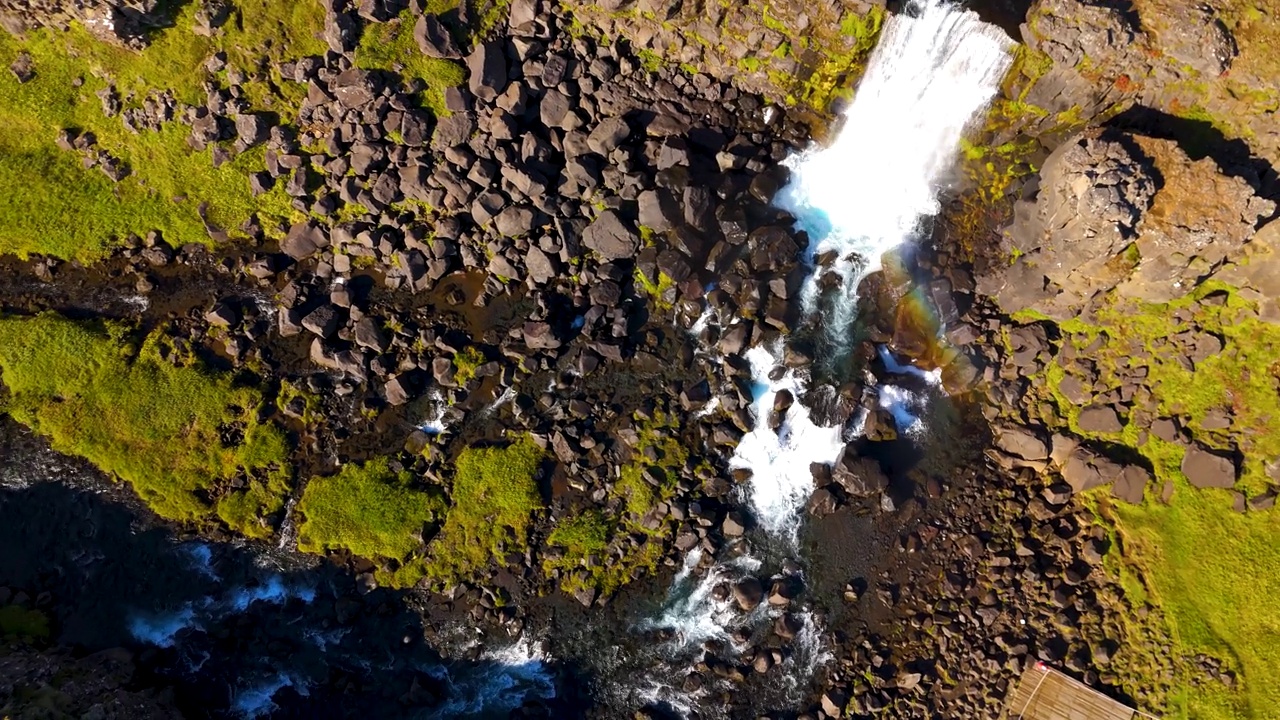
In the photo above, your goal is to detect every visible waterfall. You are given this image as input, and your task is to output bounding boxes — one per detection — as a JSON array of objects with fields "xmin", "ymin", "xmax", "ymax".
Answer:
[
  {"xmin": 742, "ymin": 0, "xmax": 1012, "ymax": 537},
  {"xmin": 637, "ymin": 2, "xmax": 1012, "ymax": 714}
]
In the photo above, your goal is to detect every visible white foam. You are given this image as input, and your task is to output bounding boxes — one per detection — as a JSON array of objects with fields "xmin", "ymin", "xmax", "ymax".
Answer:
[
  {"xmin": 730, "ymin": 345, "xmax": 847, "ymax": 542},
  {"xmin": 877, "ymin": 345, "xmax": 943, "ymax": 385},
  {"xmin": 232, "ymin": 672, "xmax": 309, "ymax": 719},
  {"xmin": 778, "ymin": 0, "xmax": 1012, "ymax": 337},
  {"xmin": 128, "ymin": 604, "xmax": 199, "ymax": 648},
  {"xmin": 429, "ymin": 637, "xmax": 557, "ymax": 718},
  {"xmin": 878, "ymin": 384, "xmax": 927, "ymax": 436}
]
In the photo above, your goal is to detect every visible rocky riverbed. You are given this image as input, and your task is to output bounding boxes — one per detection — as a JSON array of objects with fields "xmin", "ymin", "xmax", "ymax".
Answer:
[{"xmin": 1, "ymin": 0, "xmax": 1278, "ymax": 717}]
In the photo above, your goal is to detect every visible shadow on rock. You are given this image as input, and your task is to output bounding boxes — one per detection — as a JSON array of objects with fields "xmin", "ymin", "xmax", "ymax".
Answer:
[{"xmin": 0, "ymin": 465, "xmax": 586, "ymax": 719}]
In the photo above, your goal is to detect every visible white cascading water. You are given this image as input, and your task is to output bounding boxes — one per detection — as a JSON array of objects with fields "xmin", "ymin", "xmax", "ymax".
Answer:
[
  {"xmin": 640, "ymin": 1, "xmax": 1012, "ymax": 712},
  {"xmin": 742, "ymin": 0, "xmax": 1012, "ymax": 538}
]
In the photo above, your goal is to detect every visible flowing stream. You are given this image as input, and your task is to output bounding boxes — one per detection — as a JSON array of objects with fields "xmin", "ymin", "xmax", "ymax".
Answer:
[{"xmin": 637, "ymin": 0, "xmax": 1012, "ymax": 712}]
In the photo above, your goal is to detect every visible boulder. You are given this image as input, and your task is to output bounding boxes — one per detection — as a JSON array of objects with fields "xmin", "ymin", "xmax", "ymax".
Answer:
[
  {"xmin": 731, "ymin": 577, "xmax": 763, "ymax": 611},
  {"xmin": 1181, "ymin": 445, "xmax": 1237, "ymax": 488},
  {"xmin": 1078, "ymin": 405, "xmax": 1125, "ymax": 433},
  {"xmin": 1112, "ymin": 464, "xmax": 1151, "ymax": 504},
  {"xmin": 281, "ymin": 221, "xmax": 328, "ymax": 259},
  {"xmin": 994, "ymin": 425, "xmax": 1049, "ymax": 461},
  {"xmin": 582, "ymin": 210, "xmax": 640, "ymax": 260},
  {"xmin": 414, "ymin": 14, "xmax": 461, "ymax": 58},
  {"xmin": 466, "ymin": 41, "xmax": 509, "ymax": 100}
]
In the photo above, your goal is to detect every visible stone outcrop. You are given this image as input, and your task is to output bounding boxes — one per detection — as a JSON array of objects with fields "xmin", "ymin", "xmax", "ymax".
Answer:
[
  {"xmin": 981, "ymin": 128, "xmax": 1276, "ymax": 318},
  {"xmin": 0, "ymin": 0, "xmax": 163, "ymax": 47},
  {"xmin": 560, "ymin": 0, "xmax": 886, "ymax": 112}
]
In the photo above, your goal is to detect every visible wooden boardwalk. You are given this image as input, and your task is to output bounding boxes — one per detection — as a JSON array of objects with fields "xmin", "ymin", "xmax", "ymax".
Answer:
[{"xmin": 1005, "ymin": 663, "xmax": 1143, "ymax": 720}]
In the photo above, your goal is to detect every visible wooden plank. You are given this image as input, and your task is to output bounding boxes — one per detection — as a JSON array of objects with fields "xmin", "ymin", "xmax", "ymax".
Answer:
[{"xmin": 1005, "ymin": 663, "xmax": 1137, "ymax": 720}]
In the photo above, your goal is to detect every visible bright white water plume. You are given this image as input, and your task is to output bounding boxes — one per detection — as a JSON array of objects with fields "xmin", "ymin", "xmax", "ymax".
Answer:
[
  {"xmin": 740, "ymin": 0, "xmax": 1011, "ymax": 538},
  {"xmin": 731, "ymin": 345, "xmax": 846, "ymax": 541},
  {"xmin": 778, "ymin": 0, "xmax": 1013, "ymax": 323}
]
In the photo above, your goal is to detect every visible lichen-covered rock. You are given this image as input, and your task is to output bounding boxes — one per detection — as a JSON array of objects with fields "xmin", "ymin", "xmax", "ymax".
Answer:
[{"xmin": 983, "ymin": 128, "xmax": 1275, "ymax": 317}]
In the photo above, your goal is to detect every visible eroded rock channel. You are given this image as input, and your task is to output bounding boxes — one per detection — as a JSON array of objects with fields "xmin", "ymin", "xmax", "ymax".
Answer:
[{"xmin": 1, "ymin": 0, "xmax": 1278, "ymax": 717}]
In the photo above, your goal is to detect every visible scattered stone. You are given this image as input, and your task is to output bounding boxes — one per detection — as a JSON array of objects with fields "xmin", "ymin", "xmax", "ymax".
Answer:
[{"xmin": 1181, "ymin": 445, "xmax": 1237, "ymax": 488}]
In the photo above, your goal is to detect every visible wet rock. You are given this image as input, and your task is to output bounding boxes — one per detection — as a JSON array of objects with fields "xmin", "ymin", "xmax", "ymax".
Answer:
[
  {"xmin": 1181, "ymin": 445, "xmax": 1237, "ymax": 489},
  {"xmin": 732, "ymin": 576, "xmax": 763, "ymax": 611}
]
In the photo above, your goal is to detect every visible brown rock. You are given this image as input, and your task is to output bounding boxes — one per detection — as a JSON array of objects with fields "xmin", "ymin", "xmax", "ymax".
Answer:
[{"xmin": 1181, "ymin": 445, "xmax": 1237, "ymax": 488}]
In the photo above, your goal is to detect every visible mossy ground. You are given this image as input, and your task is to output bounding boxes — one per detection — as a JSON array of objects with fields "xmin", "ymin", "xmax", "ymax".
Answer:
[
  {"xmin": 297, "ymin": 457, "xmax": 447, "ymax": 585},
  {"xmin": 353, "ymin": 3, "xmax": 467, "ymax": 116},
  {"xmin": 0, "ymin": 314, "xmax": 290, "ymax": 538},
  {"xmin": 544, "ymin": 410, "xmax": 692, "ymax": 597},
  {"xmin": 0, "ymin": 0, "xmax": 324, "ymax": 261},
  {"xmin": 425, "ymin": 436, "xmax": 545, "ymax": 582},
  {"xmin": 451, "ymin": 345, "xmax": 487, "ymax": 385},
  {"xmin": 0, "ymin": 606, "xmax": 51, "ymax": 641},
  {"xmin": 1013, "ymin": 285, "xmax": 1280, "ymax": 719}
]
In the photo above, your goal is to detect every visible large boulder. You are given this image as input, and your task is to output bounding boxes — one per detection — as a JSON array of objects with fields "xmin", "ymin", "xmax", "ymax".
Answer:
[
  {"xmin": 984, "ymin": 128, "xmax": 1275, "ymax": 318},
  {"xmin": 466, "ymin": 41, "xmax": 509, "ymax": 100},
  {"xmin": 582, "ymin": 210, "xmax": 640, "ymax": 260}
]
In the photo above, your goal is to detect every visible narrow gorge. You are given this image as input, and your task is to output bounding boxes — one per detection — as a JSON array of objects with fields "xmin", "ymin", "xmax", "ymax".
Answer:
[{"xmin": 0, "ymin": 0, "xmax": 1277, "ymax": 717}]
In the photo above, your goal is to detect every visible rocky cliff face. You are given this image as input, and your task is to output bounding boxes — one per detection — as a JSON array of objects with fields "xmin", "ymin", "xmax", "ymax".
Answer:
[
  {"xmin": 982, "ymin": 127, "xmax": 1277, "ymax": 318},
  {"xmin": 561, "ymin": 0, "xmax": 885, "ymax": 113}
]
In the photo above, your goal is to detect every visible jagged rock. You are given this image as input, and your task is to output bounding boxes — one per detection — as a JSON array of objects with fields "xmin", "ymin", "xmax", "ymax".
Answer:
[
  {"xmin": 414, "ymin": 14, "xmax": 461, "ymax": 58},
  {"xmin": 204, "ymin": 302, "xmax": 238, "ymax": 328},
  {"xmin": 353, "ymin": 317, "xmax": 388, "ymax": 352},
  {"xmin": 582, "ymin": 210, "xmax": 640, "ymax": 260},
  {"xmin": 1181, "ymin": 445, "xmax": 1237, "ymax": 488},
  {"xmin": 1112, "ymin": 465, "xmax": 1151, "ymax": 504},
  {"xmin": 466, "ymin": 41, "xmax": 509, "ymax": 100},
  {"xmin": 986, "ymin": 128, "xmax": 1276, "ymax": 317},
  {"xmin": 994, "ymin": 425, "xmax": 1049, "ymax": 461},
  {"xmin": 281, "ymin": 221, "xmax": 328, "ymax": 259},
  {"xmin": 301, "ymin": 305, "xmax": 340, "ymax": 338},
  {"xmin": 732, "ymin": 577, "xmax": 763, "ymax": 611},
  {"xmin": 1061, "ymin": 446, "xmax": 1124, "ymax": 492}
]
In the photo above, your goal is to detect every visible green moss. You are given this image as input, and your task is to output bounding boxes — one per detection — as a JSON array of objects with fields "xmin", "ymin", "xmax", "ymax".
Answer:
[
  {"xmin": 636, "ymin": 47, "xmax": 664, "ymax": 73},
  {"xmin": 633, "ymin": 266, "xmax": 677, "ymax": 312},
  {"xmin": 785, "ymin": 5, "xmax": 884, "ymax": 111},
  {"xmin": 0, "ymin": 1, "xmax": 321, "ymax": 261},
  {"xmin": 1021, "ymin": 284, "xmax": 1280, "ymax": 717},
  {"xmin": 547, "ymin": 509, "xmax": 610, "ymax": 555},
  {"xmin": 426, "ymin": 436, "xmax": 545, "ymax": 581},
  {"xmin": 451, "ymin": 346, "xmax": 487, "ymax": 385},
  {"xmin": 354, "ymin": 7, "xmax": 467, "ymax": 116},
  {"xmin": 0, "ymin": 606, "xmax": 50, "ymax": 641},
  {"xmin": 297, "ymin": 457, "xmax": 447, "ymax": 568},
  {"xmin": 545, "ymin": 410, "xmax": 691, "ymax": 597},
  {"xmin": 0, "ymin": 314, "xmax": 290, "ymax": 537},
  {"xmin": 276, "ymin": 379, "xmax": 322, "ymax": 426}
]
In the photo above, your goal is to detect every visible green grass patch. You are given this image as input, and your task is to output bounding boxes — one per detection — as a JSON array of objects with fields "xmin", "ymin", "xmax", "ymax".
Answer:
[
  {"xmin": 0, "ymin": 606, "xmax": 51, "ymax": 641},
  {"xmin": 451, "ymin": 346, "xmax": 487, "ymax": 385},
  {"xmin": 0, "ymin": 1, "xmax": 322, "ymax": 261},
  {"xmin": 297, "ymin": 456, "xmax": 447, "ymax": 586},
  {"xmin": 354, "ymin": 5, "xmax": 466, "ymax": 116},
  {"xmin": 544, "ymin": 410, "xmax": 693, "ymax": 598},
  {"xmin": 426, "ymin": 436, "xmax": 545, "ymax": 582},
  {"xmin": 0, "ymin": 313, "xmax": 290, "ymax": 538},
  {"xmin": 1019, "ymin": 283, "xmax": 1280, "ymax": 717}
]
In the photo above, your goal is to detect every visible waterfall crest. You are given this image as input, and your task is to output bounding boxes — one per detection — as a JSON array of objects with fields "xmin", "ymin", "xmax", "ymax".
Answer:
[{"xmin": 743, "ymin": 0, "xmax": 1013, "ymax": 536}]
